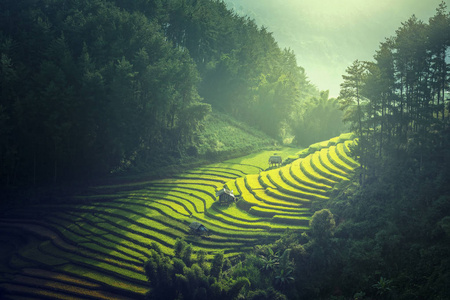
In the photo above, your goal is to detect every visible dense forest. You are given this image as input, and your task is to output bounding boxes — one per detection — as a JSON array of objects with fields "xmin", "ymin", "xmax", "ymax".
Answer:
[
  {"xmin": 326, "ymin": 3, "xmax": 450, "ymax": 298},
  {"xmin": 140, "ymin": 3, "xmax": 450, "ymax": 300},
  {"xmin": 1, "ymin": 0, "xmax": 449, "ymax": 300},
  {"xmin": 0, "ymin": 0, "xmax": 347, "ymax": 188},
  {"xmin": 265, "ymin": 3, "xmax": 450, "ymax": 299}
]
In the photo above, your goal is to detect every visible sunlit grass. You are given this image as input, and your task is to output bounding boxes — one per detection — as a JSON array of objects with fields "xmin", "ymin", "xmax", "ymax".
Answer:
[
  {"xmin": 300, "ymin": 155, "xmax": 338, "ymax": 186},
  {"xmin": 245, "ymin": 174, "xmax": 265, "ymax": 190},
  {"xmin": 327, "ymin": 145, "xmax": 354, "ymax": 171},
  {"xmin": 266, "ymin": 186, "xmax": 326, "ymax": 202},
  {"xmin": 279, "ymin": 165, "xmax": 328, "ymax": 195},
  {"xmin": 267, "ymin": 169, "xmax": 319, "ymax": 198},
  {"xmin": 249, "ymin": 206, "xmax": 310, "ymax": 219},
  {"xmin": 254, "ymin": 189, "xmax": 306, "ymax": 207},
  {"xmin": 211, "ymin": 203, "xmax": 264, "ymax": 222},
  {"xmin": 318, "ymin": 148, "xmax": 349, "ymax": 176},
  {"xmin": 310, "ymin": 151, "xmax": 349, "ymax": 181},
  {"xmin": 271, "ymin": 215, "xmax": 311, "ymax": 227},
  {"xmin": 258, "ymin": 172, "xmax": 277, "ymax": 189},
  {"xmin": 289, "ymin": 159, "xmax": 332, "ymax": 189},
  {"xmin": 0, "ymin": 136, "xmax": 359, "ymax": 298}
]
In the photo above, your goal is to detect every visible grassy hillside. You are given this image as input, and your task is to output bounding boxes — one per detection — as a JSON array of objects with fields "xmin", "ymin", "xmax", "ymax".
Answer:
[
  {"xmin": 0, "ymin": 134, "xmax": 358, "ymax": 299},
  {"xmin": 195, "ymin": 111, "xmax": 278, "ymax": 157},
  {"xmin": 109, "ymin": 110, "xmax": 278, "ymax": 179}
]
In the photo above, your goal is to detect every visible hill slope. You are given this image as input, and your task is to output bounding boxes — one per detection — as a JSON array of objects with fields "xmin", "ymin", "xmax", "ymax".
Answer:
[
  {"xmin": 195, "ymin": 111, "xmax": 278, "ymax": 157},
  {"xmin": 0, "ymin": 134, "xmax": 358, "ymax": 299}
]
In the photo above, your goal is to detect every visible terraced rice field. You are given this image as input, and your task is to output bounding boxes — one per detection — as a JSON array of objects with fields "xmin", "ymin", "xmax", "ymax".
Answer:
[{"xmin": 0, "ymin": 134, "xmax": 358, "ymax": 299}]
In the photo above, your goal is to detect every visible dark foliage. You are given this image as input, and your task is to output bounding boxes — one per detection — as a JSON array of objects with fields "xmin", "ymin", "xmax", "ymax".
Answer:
[
  {"xmin": 144, "ymin": 240, "xmax": 255, "ymax": 300},
  {"xmin": 0, "ymin": 0, "xmax": 318, "ymax": 190},
  {"xmin": 292, "ymin": 91, "xmax": 347, "ymax": 147},
  {"xmin": 322, "ymin": 3, "xmax": 450, "ymax": 299},
  {"xmin": 233, "ymin": 4, "xmax": 450, "ymax": 299}
]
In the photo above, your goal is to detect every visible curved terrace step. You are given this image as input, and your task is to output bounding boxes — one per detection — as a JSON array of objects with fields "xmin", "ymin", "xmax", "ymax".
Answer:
[
  {"xmin": 0, "ymin": 137, "xmax": 359, "ymax": 299},
  {"xmin": 289, "ymin": 158, "xmax": 332, "ymax": 190},
  {"xmin": 279, "ymin": 166, "xmax": 329, "ymax": 195}
]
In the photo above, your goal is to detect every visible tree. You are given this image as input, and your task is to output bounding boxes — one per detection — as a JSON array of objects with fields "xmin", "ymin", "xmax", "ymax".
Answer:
[
  {"xmin": 0, "ymin": 41, "xmax": 20, "ymax": 186},
  {"xmin": 309, "ymin": 209, "xmax": 336, "ymax": 243},
  {"xmin": 259, "ymin": 248, "xmax": 280, "ymax": 273},
  {"xmin": 144, "ymin": 242, "xmax": 255, "ymax": 300},
  {"xmin": 428, "ymin": 2, "xmax": 450, "ymax": 121},
  {"xmin": 339, "ymin": 60, "xmax": 371, "ymax": 184},
  {"xmin": 210, "ymin": 251, "xmax": 224, "ymax": 279},
  {"xmin": 339, "ymin": 60, "xmax": 367, "ymax": 136},
  {"xmin": 0, "ymin": 0, "xmax": 318, "ymax": 189},
  {"xmin": 327, "ymin": 5, "xmax": 450, "ymax": 298},
  {"xmin": 292, "ymin": 90, "xmax": 345, "ymax": 146},
  {"xmin": 274, "ymin": 249, "xmax": 294, "ymax": 289}
]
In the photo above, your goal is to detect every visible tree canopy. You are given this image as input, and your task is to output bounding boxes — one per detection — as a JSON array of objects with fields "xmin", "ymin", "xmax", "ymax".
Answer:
[
  {"xmin": 0, "ymin": 0, "xmax": 319, "ymax": 186},
  {"xmin": 339, "ymin": 3, "xmax": 450, "ymax": 183}
]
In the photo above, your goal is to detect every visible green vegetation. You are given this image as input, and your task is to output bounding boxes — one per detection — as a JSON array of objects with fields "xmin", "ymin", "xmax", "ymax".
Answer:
[
  {"xmin": 292, "ymin": 91, "xmax": 348, "ymax": 147},
  {"xmin": 144, "ymin": 241, "xmax": 252, "ymax": 300},
  {"xmin": 309, "ymin": 4, "xmax": 450, "ymax": 299},
  {"xmin": 196, "ymin": 111, "xmax": 278, "ymax": 158},
  {"xmin": 228, "ymin": 135, "xmax": 357, "ymax": 229},
  {"xmin": 0, "ymin": 0, "xmax": 323, "ymax": 189},
  {"xmin": 0, "ymin": 138, "xmax": 358, "ymax": 299},
  {"xmin": 0, "ymin": 0, "xmax": 448, "ymax": 299}
]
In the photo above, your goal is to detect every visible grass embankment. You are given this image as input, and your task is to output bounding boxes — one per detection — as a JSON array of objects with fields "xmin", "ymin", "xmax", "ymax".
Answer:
[
  {"xmin": 0, "ymin": 110, "xmax": 277, "ymax": 211},
  {"xmin": 0, "ymin": 147, "xmax": 300, "ymax": 299},
  {"xmin": 226, "ymin": 133, "xmax": 359, "ymax": 226},
  {"xmin": 196, "ymin": 111, "xmax": 278, "ymax": 157},
  {"xmin": 126, "ymin": 110, "xmax": 279, "ymax": 180},
  {"xmin": 0, "ymin": 134, "xmax": 359, "ymax": 299}
]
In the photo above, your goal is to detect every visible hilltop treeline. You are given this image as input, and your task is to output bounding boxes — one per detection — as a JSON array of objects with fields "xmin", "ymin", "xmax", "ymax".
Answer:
[
  {"xmin": 0, "ymin": 0, "xmax": 324, "ymax": 186},
  {"xmin": 312, "ymin": 3, "xmax": 450, "ymax": 299},
  {"xmin": 340, "ymin": 3, "xmax": 450, "ymax": 180},
  {"xmin": 234, "ymin": 6, "xmax": 450, "ymax": 299}
]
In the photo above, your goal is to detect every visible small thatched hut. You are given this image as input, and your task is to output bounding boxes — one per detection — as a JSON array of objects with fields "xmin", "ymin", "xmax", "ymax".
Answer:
[
  {"xmin": 269, "ymin": 155, "xmax": 282, "ymax": 167},
  {"xmin": 189, "ymin": 222, "xmax": 208, "ymax": 235},
  {"xmin": 215, "ymin": 188, "xmax": 236, "ymax": 205}
]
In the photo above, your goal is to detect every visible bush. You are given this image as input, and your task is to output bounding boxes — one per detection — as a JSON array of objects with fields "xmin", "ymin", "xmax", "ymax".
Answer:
[{"xmin": 309, "ymin": 209, "xmax": 336, "ymax": 242}]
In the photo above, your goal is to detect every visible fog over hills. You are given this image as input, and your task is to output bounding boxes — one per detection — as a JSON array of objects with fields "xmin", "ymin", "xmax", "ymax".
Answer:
[{"xmin": 223, "ymin": 0, "xmax": 443, "ymax": 97}]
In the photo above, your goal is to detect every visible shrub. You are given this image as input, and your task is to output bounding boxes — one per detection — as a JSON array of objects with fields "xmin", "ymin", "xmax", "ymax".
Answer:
[{"xmin": 309, "ymin": 209, "xmax": 336, "ymax": 242}]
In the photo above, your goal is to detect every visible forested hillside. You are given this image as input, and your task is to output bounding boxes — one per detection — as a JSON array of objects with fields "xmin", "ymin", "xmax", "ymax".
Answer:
[
  {"xmin": 0, "ymin": 135, "xmax": 359, "ymax": 300},
  {"xmin": 307, "ymin": 4, "xmax": 450, "ymax": 299},
  {"xmin": 1, "ymin": 1, "xmax": 450, "ymax": 299},
  {"xmin": 1, "ymin": 0, "xmax": 340, "ymax": 188}
]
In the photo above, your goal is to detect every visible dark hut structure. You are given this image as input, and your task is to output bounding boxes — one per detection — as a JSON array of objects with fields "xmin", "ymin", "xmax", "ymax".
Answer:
[
  {"xmin": 215, "ymin": 188, "xmax": 236, "ymax": 205},
  {"xmin": 189, "ymin": 222, "xmax": 208, "ymax": 235},
  {"xmin": 269, "ymin": 155, "xmax": 282, "ymax": 167}
]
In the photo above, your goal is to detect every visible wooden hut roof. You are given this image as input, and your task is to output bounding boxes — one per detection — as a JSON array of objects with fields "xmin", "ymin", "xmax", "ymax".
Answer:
[
  {"xmin": 215, "ymin": 188, "xmax": 235, "ymax": 198},
  {"xmin": 189, "ymin": 222, "xmax": 203, "ymax": 230}
]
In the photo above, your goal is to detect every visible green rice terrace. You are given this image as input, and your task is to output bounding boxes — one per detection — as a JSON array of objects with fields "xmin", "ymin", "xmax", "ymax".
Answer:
[{"xmin": 0, "ymin": 134, "xmax": 359, "ymax": 299}]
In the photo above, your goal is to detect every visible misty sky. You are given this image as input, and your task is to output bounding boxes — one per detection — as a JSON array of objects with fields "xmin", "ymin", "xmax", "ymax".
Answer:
[{"xmin": 223, "ymin": 0, "xmax": 444, "ymax": 97}]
